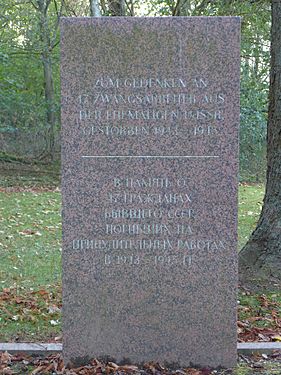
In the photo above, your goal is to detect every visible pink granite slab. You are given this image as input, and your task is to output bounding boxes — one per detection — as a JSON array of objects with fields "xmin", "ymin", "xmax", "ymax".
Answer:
[{"xmin": 61, "ymin": 17, "xmax": 240, "ymax": 368}]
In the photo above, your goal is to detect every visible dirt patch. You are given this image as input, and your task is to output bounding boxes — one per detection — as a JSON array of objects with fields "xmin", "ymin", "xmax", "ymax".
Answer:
[{"xmin": 0, "ymin": 161, "xmax": 60, "ymax": 189}]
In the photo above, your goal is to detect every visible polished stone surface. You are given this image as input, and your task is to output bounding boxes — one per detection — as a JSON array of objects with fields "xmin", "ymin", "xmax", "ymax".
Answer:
[{"xmin": 61, "ymin": 17, "xmax": 240, "ymax": 368}]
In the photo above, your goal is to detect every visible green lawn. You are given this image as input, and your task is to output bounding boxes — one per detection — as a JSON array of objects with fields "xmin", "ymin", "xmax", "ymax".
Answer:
[
  {"xmin": 0, "ymin": 184, "xmax": 265, "ymax": 288},
  {"xmin": 0, "ymin": 178, "xmax": 272, "ymax": 342},
  {"xmin": 0, "ymin": 191, "xmax": 61, "ymax": 288},
  {"xmin": 0, "ymin": 190, "xmax": 62, "ymax": 341},
  {"xmin": 238, "ymin": 184, "xmax": 265, "ymax": 249}
]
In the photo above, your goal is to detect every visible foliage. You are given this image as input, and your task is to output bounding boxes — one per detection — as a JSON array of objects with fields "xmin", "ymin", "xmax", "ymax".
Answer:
[
  {"xmin": 0, "ymin": 0, "xmax": 271, "ymax": 171},
  {"xmin": 240, "ymin": 69, "xmax": 268, "ymax": 182},
  {"xmin": 0, "ymin": 0, "xmax": 62, "ymax": 159}
]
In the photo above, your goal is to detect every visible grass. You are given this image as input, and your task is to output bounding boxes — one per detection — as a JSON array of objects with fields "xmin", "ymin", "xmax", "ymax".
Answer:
[
  {"xmin": 236, "ymin": 361, "xmax": 281, "ymax": 375},
  {"xmin": 0, "ymin": 285, "xmax": 61, "ymax": 342},
  {"xmin": 0, "ymin": 186, "xmax": 62, "ymax": 341},
  {"xmin": 0, "ymin": 166, "xmax": 281, "ymax": 375},
  {"xmin": 0, "ymin": 191, "xmax": 61, "ymax": 288},
  {"xmin": 0, "ymin": 179, "xmax": 265, "ymax": 289},
  {"xmin": 239, "ymin": 292, "xmax": 281, "ymax": 327},
  {"xmin": 1, "ymin": 163, "xmax": 278, "ymax": 345},
  {"xmin": 238, "ymin": 183, "xmax": 265, "ymax": 249}
]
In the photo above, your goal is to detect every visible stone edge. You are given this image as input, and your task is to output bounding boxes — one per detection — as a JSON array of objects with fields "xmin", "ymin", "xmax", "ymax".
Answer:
[{"xmin": 0, "ymin": 343, "xmax": 281, "ymax": 355}]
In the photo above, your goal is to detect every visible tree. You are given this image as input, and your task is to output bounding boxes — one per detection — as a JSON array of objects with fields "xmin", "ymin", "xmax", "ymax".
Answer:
[
  {"xmin": 239, "ymin": 0, "xmax": 281, "ymax": 289},
  {"xmin": 107, "ymin": 0, "xmax": 125, "ymax": 15},
  {"xmin": 35, "ymin": 0, "xmax": 61, "ymax": 160},
  {"xmin": 0, "ymin": 0, "xmax": 64, "ymax": 160},
  {"xmin": 89, "ymin": 0, "xmax": 101, "ymax": 16},
  {"xmin": 0, "ymin": 0, "xmax": 271, "ymax": 171}
]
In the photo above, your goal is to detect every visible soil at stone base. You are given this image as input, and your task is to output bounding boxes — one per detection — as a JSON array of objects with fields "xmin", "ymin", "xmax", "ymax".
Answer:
[{"xmin": 1, "ymin": 352, "xmax": 281, "ymax": 375}]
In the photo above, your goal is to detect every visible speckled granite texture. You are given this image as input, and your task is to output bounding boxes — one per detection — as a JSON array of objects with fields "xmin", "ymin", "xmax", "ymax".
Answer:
[{"xmin": 61, "ymin": 17, "xmax": 240, "ymax": 368}]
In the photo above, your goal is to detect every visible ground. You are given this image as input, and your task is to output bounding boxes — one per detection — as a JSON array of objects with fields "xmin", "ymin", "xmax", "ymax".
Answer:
[
  {"xmin": 1, "ymin": 351, "xmax": 281, "ymax": 374},
  {"xmin": 0, "ymin": 160, "xmax": 280, "ymax": 374}
]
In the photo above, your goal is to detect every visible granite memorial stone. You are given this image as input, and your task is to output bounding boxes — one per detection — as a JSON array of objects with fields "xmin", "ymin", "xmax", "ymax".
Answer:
[{"xmin": 61, "ymin": 17, "xmax": 240, "ymax": 368}]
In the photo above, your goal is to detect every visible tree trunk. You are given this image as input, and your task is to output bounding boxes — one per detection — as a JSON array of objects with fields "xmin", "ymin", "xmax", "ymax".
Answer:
[
  {"xmin": 239, "ymin": 1, "xmax": 281, "ymax": 290},
  {"xmin": 43, "ymin": 51, "xmax": 56, "ymax": 159},
  {"xmin": 253, "ymin": 33, "xmax": 260, "ymax": 78},
  {"xmin": 90, "ymin": 0, "xmax": 101, "ymax": 16},
  {"xmin": 37, "ymin": 0, "xmax": 56, "ymax": 160},
  {"xmin": 173, "ymin": 0, "xmax": 191, "ymax": 16},
  {"xmin": 108, "ymin": 0, "xmax": 125, "ymax": 16}
]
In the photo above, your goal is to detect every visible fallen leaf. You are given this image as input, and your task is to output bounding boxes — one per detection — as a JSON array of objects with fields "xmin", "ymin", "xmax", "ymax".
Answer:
[
  {"xmin": 48, "ymin": 304, "xmax": 61, "ymax": 314},
  {"xmin": 107, "ymin": 361, "xmax": 119, "ymax": 370},
  {"xmin": 50, "ymin": 319, "xmax": 59, "ymax": 326},
  {"xmin": 1, "ymin": 367, "xmax": 14, "ymax": 375},
  {"xmin": 31, "ymin": 365, "xmax": 45, "ymax": 374},
  {"xmin": 0, "ymin": 352, "xmax": 12, "ymax": 365},
  {"xmin": 185, "ymin": 369, "xmax": 202, "ymax": 375},
  {"xmin": 19, "ymin": 229, "xmax": 36, "ymax": 236},
  {"xmin": 272, "ymin": 335, "xmax": 281, "ymax": 342},
  {"xmin": 119, "ymin": 364, "xmax": 139, "ymax": 371}
]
